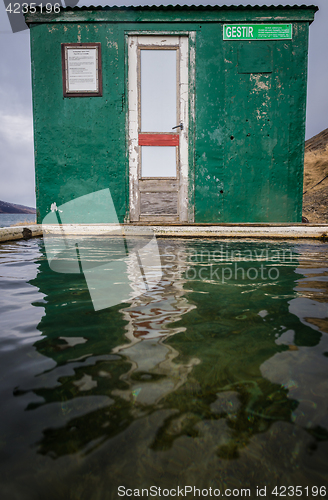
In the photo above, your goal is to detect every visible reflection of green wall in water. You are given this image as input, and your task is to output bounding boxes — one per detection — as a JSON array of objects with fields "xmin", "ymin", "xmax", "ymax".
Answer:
[
  {"xmin": 30, "ymin": 255, "xmax": 130, "ymax": 366},
  {"xmin": 156, "ymin": 241, "xmax": 324, "ymax": 455},
  {"xmin": 22, "ymin": 240, "xmax": 326, "ymax": 460},
  {"xmin": 27, "ymin": 6, "xmax": 317, "ymax": 223}
]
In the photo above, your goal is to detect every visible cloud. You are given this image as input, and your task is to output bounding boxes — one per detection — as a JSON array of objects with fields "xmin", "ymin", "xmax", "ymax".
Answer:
[
  {"xmin": 0, "ymin": 110, "xmax": 35, "ymax": 207},
  {"xmin": 0, "ymin": 112, "xmax": 33, "ymax": 146}
]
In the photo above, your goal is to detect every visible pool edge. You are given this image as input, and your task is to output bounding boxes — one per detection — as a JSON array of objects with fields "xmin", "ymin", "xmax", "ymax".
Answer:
[{"xmin": 1, "ymin": 224, "xmax": 328, "ymax": 242}]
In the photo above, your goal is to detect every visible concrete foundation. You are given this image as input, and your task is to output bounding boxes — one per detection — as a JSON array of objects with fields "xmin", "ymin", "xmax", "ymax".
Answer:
[
  {"xmin": 0, "ymin": 225, "xmax": 43, "ymax": 243},
  {"xmin": 1, "ymin": 224, "xmax": 328, "ymax": 244}
]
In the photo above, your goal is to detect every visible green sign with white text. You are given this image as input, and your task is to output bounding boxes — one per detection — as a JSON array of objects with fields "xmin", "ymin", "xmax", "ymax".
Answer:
[{"xmin": 223, "ymin": 24, "xmax": 292, "ymax": 40}]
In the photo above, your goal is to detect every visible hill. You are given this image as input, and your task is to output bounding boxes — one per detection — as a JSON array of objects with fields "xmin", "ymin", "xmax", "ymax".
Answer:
[
  {"xmin": 303, "ymin": 129, "xmax": 328, "ymax": 224},
  {"xmin": 305, "ymin": 127, "xmax": 328, "ymax": 153},
  {"xmin": 0, "ymin": 200, "xmax": 36, "ymax": 214}
]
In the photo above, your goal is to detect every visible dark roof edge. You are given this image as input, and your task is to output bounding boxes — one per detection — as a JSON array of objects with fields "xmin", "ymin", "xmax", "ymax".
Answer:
[
  {"xmin": 59, "ymin": 4, "xmax": 319, "ymax": 11},
  {"xmin": 25, "ymin": 4, "xmax": 318, "ymax": 26}
]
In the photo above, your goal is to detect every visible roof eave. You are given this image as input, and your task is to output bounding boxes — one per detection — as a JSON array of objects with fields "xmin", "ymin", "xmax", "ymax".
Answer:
[{"xmin": 25, "ymin": 4, "xmax": 318, "ymax": 26}]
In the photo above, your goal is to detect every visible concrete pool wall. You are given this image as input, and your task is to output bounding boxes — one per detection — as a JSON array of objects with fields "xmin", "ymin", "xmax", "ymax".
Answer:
[{"xmin": 1, "ymin": 224, "xmax": 328, "ymax": 243}]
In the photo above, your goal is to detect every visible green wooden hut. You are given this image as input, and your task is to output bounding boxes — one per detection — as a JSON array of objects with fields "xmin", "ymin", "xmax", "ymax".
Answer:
[{"xmin": 26, "ymin": 4, "xmax": 318, "ymax": 224}]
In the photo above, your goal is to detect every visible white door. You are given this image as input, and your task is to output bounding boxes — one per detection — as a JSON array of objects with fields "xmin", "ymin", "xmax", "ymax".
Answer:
[{"xmin": 128, "ymin": 36, "xmax": 189, "ymax": 222}]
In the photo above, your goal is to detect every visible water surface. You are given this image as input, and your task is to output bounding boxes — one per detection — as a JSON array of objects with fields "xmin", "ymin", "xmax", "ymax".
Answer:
[
  {"xmin": 0, "ymin": 213, "xmax": 36, "ymax": 227},
  {"xmin": 0, "ymin": 238, "xmax": 327, "ymax": 499}
]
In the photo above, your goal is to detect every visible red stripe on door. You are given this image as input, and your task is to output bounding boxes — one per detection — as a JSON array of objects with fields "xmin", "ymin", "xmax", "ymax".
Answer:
[{"xmin": 138, "ymin": 133, "xmax": 179, "ymax": 146}]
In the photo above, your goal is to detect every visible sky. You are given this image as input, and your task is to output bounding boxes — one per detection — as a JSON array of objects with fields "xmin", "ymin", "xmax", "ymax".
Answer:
[{"xmin": 0, "ymin": 0, "xmax": 327, "ymax": 208}]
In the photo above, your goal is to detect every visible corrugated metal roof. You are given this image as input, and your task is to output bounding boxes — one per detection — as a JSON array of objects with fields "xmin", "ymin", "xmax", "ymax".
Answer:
[{"xmin": 60, "ymin": 4, "xmax": 318, "ymax": 11}]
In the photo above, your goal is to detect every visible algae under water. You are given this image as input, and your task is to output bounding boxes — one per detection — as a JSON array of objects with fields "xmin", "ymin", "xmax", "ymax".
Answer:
[{"xmin": 0, "ymin": 237, "xmax": 327, "ymax": 499}]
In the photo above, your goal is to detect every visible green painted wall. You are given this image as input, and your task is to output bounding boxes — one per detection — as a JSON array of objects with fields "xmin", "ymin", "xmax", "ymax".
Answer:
[
  {"xmin": 30, "ymin": 22, "xmax": 127, "ymax": 223},
  {"xmin": 194, "ymin": 22, "xmax": 310, "ymax": 222},
  {"xmin": 28, "ymin": 6, "xmax": 317, "ymax": 223}
]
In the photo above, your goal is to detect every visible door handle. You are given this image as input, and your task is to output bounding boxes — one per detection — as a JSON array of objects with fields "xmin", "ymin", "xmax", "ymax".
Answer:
[{"xmin": 172, "ymin": 123, "xmax": 184, "ymax": 131}]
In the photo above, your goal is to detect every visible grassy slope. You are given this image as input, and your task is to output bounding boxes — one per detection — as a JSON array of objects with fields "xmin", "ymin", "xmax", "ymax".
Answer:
[{"xmin": 303, "ymin": 129, "xmax": 328, "ymax": 223}]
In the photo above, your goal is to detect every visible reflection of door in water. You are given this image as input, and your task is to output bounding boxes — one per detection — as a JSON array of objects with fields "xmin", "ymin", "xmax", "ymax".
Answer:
[{"xmin": 128, "ymin": 36, "xmax": 189, "ymax": 222}]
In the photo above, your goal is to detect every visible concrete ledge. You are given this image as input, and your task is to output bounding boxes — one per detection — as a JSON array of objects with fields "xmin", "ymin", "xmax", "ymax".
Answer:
[
  {"xmin": 1, "ymin": 224, "xmax": 328, "ymax": 242},
  {"xmin": 150, "ymin": 224, "xmax": 328, "ymax": 239},
  {"xmin": 0, "ymin": 225, "xmax": 43, "ymax": 243},
  {"xmin": 41, "ymin": 224, "xmax": 328, "ymax": 239}
]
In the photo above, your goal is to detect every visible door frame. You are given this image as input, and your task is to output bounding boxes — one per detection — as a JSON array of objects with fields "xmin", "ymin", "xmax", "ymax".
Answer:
[{"xmin": 128, "ymin": 34, "xmax": 190, "ymax": 222}]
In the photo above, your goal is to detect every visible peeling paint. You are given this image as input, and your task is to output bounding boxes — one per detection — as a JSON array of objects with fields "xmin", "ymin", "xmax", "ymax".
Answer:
[
  {"xmin": 106, "ymin": 39, "xmax": 119, "ymax": 50},
  {"xmin": 208, "ymin": 128, "xmax": 224, "ymax": 144},
  {"xmin": 250, "ymin": 74, "xmax": 270, "ymax": 92}
]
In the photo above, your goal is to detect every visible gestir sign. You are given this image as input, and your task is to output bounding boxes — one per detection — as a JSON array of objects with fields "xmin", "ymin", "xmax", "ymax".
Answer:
[{"xmin": 223, "ymin": 24, "xmax": 292, "ymax": 40}]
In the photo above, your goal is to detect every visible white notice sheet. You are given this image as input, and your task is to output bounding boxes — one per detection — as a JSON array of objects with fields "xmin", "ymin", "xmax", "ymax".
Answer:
[{"xmin": 66, "ymin": 48, "xmax": 98, "ymax": 92}]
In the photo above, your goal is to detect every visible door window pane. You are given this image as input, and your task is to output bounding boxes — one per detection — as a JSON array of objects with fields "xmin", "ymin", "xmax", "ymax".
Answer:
[
  {"xmin": 141, "ymin": 146, "xmax": 177, "ymax": 177},
  {"xmin": 140, "ymin": 50, "xmax": 177, "ymax": 133}
]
